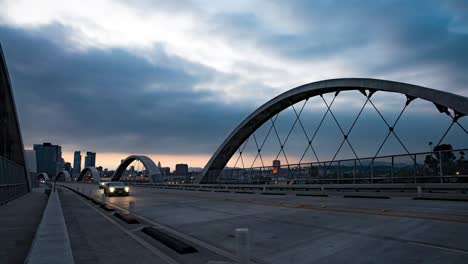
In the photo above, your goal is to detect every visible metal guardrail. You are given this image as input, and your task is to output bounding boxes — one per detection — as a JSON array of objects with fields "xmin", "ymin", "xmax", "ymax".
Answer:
[
  {"xmin": 123, "ymin": 182, "xmax": 468, "ymax": 195},
  {"xmin": 202, "ymin": 149, "xmax": 468, "ymax": 185},
  {"xmin": 0, "ymin": 156, "xmax": 28, "ymax": 204}
]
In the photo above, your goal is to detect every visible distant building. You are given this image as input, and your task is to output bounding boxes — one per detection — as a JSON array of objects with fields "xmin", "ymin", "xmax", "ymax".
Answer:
[
  {"xmin": 57, "ymin": 157, "xmax": 65, "ymax": 172},
  {"xmin": 129, "ymin": 165, "xmax": 135, "ymax": 176},
  {"xmin": 188, "ymin": 167, "xmax": 202, "ymax": 173},
  {"xmin": 96, "ymin": 166, "xmax": 104, "ymax": 177},
  {"xmin": 72, "ymin": 151, "xmax": 81, "ymax": 177},
  {"xmin": 84, "ymin": 151, "xmax": 96, "ymax": 167},
  {"xmin": 106, "ymin": 170, "xmax": 115, "ymax": 177},
  {"xmin": 175, "ymin": 164, "xmax": 189, "ymax": 176},
  {"xmin": 64, "ymin": 162, "xmax": 72, "ymax": 173},
  {"xmin": 33, "ymin": 143, "xmax": 62, "ymax": 177},
  {"xmin": 161, "ymin": 167, "xmax": 171, "ymax": 176}
]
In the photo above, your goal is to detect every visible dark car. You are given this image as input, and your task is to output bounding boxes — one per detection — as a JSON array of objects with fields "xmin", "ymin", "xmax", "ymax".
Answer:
[{"xmin": 103, "ymin": 182, "xmax": 130, "ymax": 196}]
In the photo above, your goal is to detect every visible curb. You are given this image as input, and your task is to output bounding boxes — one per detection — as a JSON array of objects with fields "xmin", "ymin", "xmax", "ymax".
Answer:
[{"xmin": 25, "ymin": 187, "xmax": 74, "ymax": 264}]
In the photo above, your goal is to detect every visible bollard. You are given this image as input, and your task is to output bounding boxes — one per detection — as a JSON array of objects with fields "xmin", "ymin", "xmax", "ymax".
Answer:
[
  {"xmin": 128, "ymin": 201, "xmax": 135, "ymax": 214},
  {"xmin": 321, "ymin": 186, "xmax": 325, "ymax": 193},
  {"xmin": 417, "ymin": 186, "xmax": 422, "ymax": 197},
  {"xmin": 236, "ymin": 228, "xmax": 250, "ymax": 264},
  {"xmin": 101, "ymin": 193, "xmax": 107, "ymax": 204}
]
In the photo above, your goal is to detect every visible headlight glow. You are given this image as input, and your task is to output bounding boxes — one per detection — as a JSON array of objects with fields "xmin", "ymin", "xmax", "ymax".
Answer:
[
  {"xmin": 125, "ymin": 187, "xmax": 130, "ymax": 192},
  {"xmin": 109, "ymin": 187, "xmax": 115, "ymax": 192}
]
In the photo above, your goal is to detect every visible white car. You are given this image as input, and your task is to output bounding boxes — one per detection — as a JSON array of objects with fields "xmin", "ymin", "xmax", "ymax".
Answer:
[{"xmin": 103, "ymin": 182, "xmax": 130, "ymax": 196}]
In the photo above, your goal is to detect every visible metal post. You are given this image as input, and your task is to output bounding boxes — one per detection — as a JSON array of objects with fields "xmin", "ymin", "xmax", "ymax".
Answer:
[
  {"xmin": 323, "ymin": 163, "xmax": 326, "ymax": 184},
  {"xmin": 129, "ymin": 201, "xmax": 135, "ymax": 214},
  {"xmin": 391, "ymin": 156, "xmax": 394, "ymax": 184},
  {"xmin": 413, "ymin": 154, "xmax": 417, "ymax": 184},
  {"xmin": 236, "ymin": 228, "xmax": 250, "ymax": 264},
  {"xmin": 439, "ymin": 151, "xmax": 443, "ymax": 183},
  {"xmin": 337, "ymin": 161, "xmax": 340, "ymax": 184},
  {"xmin": 353, "ymin": 159, "xmax": 356, "ymax": 184}
]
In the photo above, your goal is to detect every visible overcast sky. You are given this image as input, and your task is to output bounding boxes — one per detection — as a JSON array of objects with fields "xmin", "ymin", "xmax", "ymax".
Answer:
[{"xmin": 0, "ymin": 0, "xmax": 467, "ymax": 170}]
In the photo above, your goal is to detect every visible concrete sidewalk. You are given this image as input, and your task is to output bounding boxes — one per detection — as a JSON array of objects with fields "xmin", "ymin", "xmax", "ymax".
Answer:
[{"xmin": 0, "ymin": 187, "xmax": 48, "ymax": 264}]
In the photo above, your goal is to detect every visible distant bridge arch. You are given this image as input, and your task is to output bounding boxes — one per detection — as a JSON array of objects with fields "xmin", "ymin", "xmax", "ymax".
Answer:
[
  {"xmin": 111, "ymin": 155, "xmax": 162, "ymax": 183},
  {"xmin": 195, "ymin": 78, "xmax": 468, "ymax": 184},
  {"xmin": 77, "ymin": 167, "xmax": 101, "ymax": 183},
  {"xmin": 37, "ymin": 172, "xmax": 49, "ymax": 182},
  {"xmin": 55, "ymin": 170, "xmax": 71, "ymax": 182}
]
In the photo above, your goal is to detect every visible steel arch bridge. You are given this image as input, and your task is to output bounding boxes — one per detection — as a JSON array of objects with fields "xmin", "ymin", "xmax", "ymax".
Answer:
[
  {"xmin": 111, "ymin": 155, "xmax": 162, "ymax": 183},
  {"xmin": 55, "ymin": 170, "xmax": 72, "ymax": 182},
  {"xmin": 195, "ymin": 78, "xmax": 468, "ymax": 184},
  {"xmin": 77, "ymin": 167, "xmax": 101, "ymax": 183}
]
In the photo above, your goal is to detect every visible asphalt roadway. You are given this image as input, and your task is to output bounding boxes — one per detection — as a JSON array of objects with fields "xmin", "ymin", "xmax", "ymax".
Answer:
[{"xmin": 64, "ymin": 183, "xmax": 468, "ymax": 264}]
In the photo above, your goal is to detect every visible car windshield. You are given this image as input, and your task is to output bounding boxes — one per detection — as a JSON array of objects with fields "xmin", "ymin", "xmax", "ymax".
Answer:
[{"xmin": 107, "ymin": 182, "xmax": 126, "ymax": 186}]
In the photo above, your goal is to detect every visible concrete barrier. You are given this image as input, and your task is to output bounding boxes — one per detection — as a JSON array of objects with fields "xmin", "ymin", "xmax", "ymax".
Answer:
[{"xmin": 26, "ymin": 189, "xmax": 74, "ymax": 264}]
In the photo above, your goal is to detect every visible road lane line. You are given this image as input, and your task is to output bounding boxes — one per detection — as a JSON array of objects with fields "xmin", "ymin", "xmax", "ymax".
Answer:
[{"xmin": 407, "ymin": 241, "xmax": 468, "ymax": 254}]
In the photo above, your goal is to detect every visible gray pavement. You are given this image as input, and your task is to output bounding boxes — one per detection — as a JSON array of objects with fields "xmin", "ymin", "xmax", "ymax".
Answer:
[
  {"xmin": 0, "ymin": 187, "xmax": 48, "ymax": 264},
  {"xmin": 68, "ymin": 183, "xmax": 468, "ymax": 264},
  {"xmin": 58, "ymin": 187, "xmax": 171, "ymax": 264}
]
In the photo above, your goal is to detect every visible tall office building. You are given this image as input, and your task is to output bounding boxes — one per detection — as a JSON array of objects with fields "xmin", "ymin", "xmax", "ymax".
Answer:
[
  {"xmin": 175, "ymin": 164, "xmax": 189, "ymax": 176},
  {"xmin": 33, "ymin": 143, "xmax": 62, "ymax": 177},
  {"xmin": 72, "ymin": 151, "xmax": 81, "ymax": 177},
  {"xmin": 84, "ymin": 151, "xmax": 96, "ymax": 167}
]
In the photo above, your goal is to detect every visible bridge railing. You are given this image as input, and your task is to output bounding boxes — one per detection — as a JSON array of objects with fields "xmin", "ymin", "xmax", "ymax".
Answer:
[
  {"xmin": 0, "ymin": 156, "xmax": 28, "ymax": 204},
  {"xmin": 200, "ymin": 149, "xmax": 468, "ymax": 184}
]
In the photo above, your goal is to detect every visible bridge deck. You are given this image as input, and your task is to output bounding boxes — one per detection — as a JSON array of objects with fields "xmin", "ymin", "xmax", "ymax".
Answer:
[{"xmin": 64, "ymin": 183, "xmax": 468, "ymax": 264}]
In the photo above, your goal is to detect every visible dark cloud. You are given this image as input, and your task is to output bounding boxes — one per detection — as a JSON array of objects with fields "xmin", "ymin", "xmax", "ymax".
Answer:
[
  {"xmin": 208, "ymin": 0, "xmax": 468, "ymax": 93},
  {"xmin": 0, "ymin": 24, "xmax": 249, "ymax": 154},
  {"xmin": 0, "ymin": 1, "xmax": 466, "ymax": 165}
]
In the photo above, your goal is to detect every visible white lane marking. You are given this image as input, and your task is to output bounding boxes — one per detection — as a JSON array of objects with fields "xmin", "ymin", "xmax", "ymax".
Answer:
[
  {"xmin": 407, "ymin": 241, "xmax": 468, "ymax": 254},
  {"xmin": 65, "ymin": 188, "xmax": 180, "ymax": 264}
]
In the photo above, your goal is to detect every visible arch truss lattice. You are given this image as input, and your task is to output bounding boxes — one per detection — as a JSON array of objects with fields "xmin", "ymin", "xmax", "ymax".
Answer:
[{"xmin": 195, "ymin": 78, "xmax": 468, "ymax": 184}]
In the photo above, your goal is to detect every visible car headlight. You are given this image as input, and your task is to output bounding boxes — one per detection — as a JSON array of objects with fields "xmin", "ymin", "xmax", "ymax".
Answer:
[
  {"xmin": 109, "ymin": 187, "xmax": 115, "ymax": 192},
  {"xmin": 124, "ymin": 187, "xmax": 130, "ymax": 192}
]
